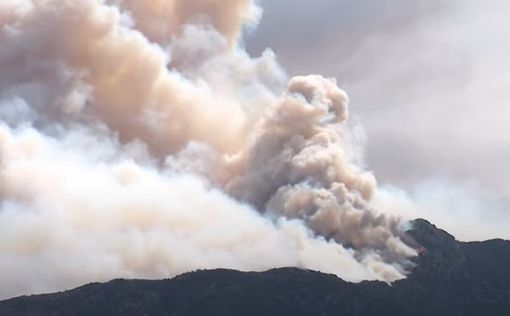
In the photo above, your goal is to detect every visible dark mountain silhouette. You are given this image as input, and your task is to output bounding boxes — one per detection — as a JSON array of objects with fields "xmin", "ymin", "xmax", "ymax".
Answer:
[{"xmin": 1, "ymin": 219, "xmax": 509, "ymax": 316}]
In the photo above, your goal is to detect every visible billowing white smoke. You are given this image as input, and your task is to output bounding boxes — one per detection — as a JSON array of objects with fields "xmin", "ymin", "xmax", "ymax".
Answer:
[{"xmin": 0, "ymin": 0, "xmax": 416, "ymax": 299}]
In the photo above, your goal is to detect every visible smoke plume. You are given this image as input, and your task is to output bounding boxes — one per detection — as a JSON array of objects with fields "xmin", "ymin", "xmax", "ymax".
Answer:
[{"xmin": 0, "ymin": 0, "xmax": 418, "ymax": 299}]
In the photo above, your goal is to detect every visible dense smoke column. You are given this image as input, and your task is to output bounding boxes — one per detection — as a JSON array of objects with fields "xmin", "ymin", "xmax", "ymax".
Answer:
[
  {"xmin": 0, "ymin": 0, "xmax": 417, "ymax": 300},
  {"xmin": 225, "ymin": 75, "xmax": 414, "ymax": 261}
]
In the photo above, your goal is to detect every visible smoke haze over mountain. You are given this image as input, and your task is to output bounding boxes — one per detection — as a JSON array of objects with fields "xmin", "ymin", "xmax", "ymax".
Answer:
[{"xmin": 0, "ymin": 0, "xmax": 508, "ymax": 301}]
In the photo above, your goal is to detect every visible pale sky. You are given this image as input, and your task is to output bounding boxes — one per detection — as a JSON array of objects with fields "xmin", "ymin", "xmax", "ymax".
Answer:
[{"xmin": 247, "ymin": 0, "xmax": 510, "ymax": 214}]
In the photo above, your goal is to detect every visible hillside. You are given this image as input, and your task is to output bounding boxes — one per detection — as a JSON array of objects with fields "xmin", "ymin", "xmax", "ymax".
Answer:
[{"xmin": 1, "ymin": 219, "xmax": 509, "ymax": 316}]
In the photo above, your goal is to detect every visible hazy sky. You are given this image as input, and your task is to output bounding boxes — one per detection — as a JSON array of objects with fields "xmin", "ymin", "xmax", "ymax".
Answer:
[{"xmin": 247, "ymin": 0, "xmax": 510, "ymax": 211}]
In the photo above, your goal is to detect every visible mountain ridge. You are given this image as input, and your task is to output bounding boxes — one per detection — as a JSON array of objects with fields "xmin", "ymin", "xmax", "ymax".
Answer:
[{"xmin": 1, "ymin": 219, "xmax": 509, "ymax": 316}]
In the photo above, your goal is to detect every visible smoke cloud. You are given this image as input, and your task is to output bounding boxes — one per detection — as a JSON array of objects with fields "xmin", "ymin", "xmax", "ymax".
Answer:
[
  {"xmin": 249, "ymin": 0, "xmax": 510, "ymax": 241},
  {"xmin": 0, "ymin": 0, "xmax": 424, "ymax": 299}
]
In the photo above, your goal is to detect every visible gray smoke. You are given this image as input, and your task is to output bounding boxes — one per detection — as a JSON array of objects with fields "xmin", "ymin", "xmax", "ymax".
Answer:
[
  {"xmin": 0, "ymin": 0, "xmax": 419, "ymax": 300},
  {"xmin": 224, "ymin": 76, "xmax": 411, "ymax": 258},
  {"xmin": 248, "ymin": 0, "xmax": 510, "ymax": 242}
]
